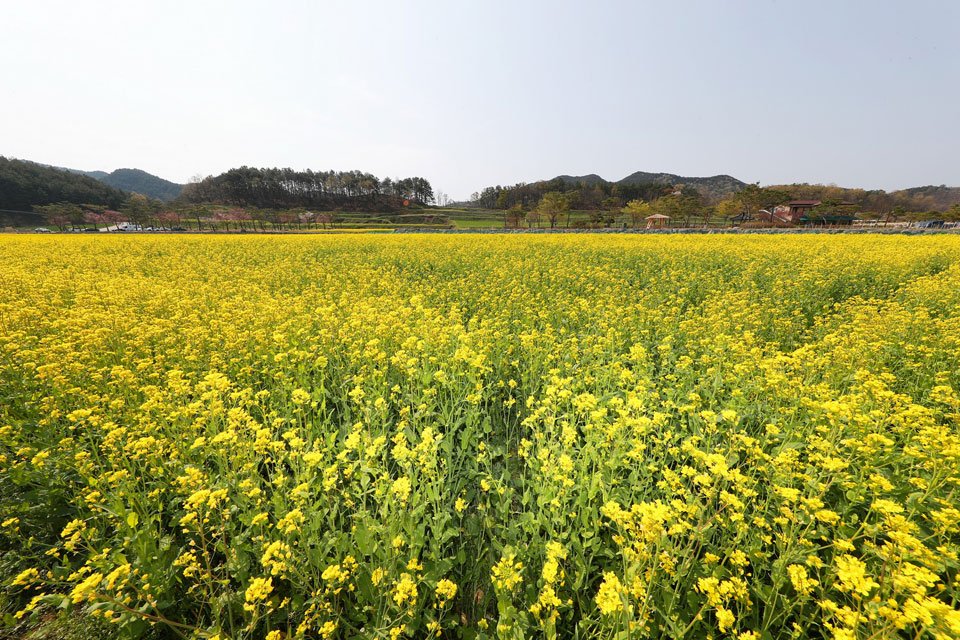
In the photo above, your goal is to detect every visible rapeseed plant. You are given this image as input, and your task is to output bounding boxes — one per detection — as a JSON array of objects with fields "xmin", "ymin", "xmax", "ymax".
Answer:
[{"xmin": 0, "ymin": 234, "xmax": 958, "ymax": 639}]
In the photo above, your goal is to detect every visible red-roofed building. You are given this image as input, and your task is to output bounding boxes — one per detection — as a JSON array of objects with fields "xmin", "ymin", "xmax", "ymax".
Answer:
[{"xmin": 761, "ymin": 200, "xmax": 858, "ymax": 225}]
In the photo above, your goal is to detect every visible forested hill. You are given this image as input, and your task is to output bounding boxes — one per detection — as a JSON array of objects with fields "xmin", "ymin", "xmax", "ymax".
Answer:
[
  {"xmin": 62, "ymin": 168, "xmax": 109, "ymax": 180},
  {"xmin": 98, "ymin": 168, "xmax": 183, "ymax": 201},
  {"xmin": 179, "ymin": 166, "xmax": 435, "ymax": 210},
  {"xmin": 57, "ymin": 166, "xmax": 183, "ymax": 201},
  {"xmin": 555, "ymin": 171, "xmax": 747, "ymax": 199},
  {"xmin": 617, "ymin": 172, "xmax": 746, "ymax": 198},
  {"xmin": 554, "ymin": 173, "xmax": 605, "ymax": 185},
  {"xmin": 0, "ymin": 157, "xmax": 127, "ymax": 211},
  {"xmin": 897, "ymin": 185, "xmax": 960, "ymax": 210}
]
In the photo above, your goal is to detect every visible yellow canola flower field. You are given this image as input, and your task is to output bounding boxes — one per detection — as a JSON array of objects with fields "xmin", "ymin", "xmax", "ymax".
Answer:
[{"xmin": 1, "ymin": 234, "xmax": 960, "ymax": 640}]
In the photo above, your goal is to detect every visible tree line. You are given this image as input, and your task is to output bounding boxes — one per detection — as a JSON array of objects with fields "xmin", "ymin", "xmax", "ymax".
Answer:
[
  {"xmin": 0, "ymin": 158, "xmax": 436, "ymax": 222},
  {"xmin": 763, "ymin": 183, "xmax": 953, "ymax": 217},
  {"xmin": 178, "ymin": 167, "xmax": 434, "ymax": 211},
  {"xmin": 494, "ymin": 182, "xmax": 960, "ymax": 230},
  {"xmin": 32, "ymin": 197, "xmax": 312, "ymax": 232},
  {"xmin": 472, "ymin": 176, "xmax": 960, "ymax": 228},
  {"xmin": 470, "ymin": 178, "xmax": 688, "ymax": 211}
]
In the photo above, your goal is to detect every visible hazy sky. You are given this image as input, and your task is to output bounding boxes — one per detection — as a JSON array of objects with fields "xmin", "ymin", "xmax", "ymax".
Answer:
[{"xmin": 2, "ymin": 0, "xmax": 957, "ymax": 199}]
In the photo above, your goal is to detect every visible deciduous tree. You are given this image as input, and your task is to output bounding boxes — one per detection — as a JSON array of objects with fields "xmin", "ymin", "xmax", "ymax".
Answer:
[
  {"xmin": 535, "ymin": 192, "xmax": 569, "ymax": 229},
  {"xmin": 621, "ymin": 200, "xmax": 651, "ymax": 228}
]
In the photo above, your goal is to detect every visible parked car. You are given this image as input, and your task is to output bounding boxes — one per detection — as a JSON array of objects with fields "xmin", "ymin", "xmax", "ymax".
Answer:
[{"xmin": 34, "ymin": 227, "xmax": 52, "ymax": 233}]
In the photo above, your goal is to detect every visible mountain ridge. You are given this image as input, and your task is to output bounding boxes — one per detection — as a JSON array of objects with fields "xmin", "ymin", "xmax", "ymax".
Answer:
[
  {"xmin": 553, "ymin": 171, "xmax": 748, "ymax": 199},
  {"xmin": 53, "ymin": 165, "xmax": 183, "ymax": 201},
  {"xmin": 99, "ymin": 168, "xmax": 183, "ymax": 202}
]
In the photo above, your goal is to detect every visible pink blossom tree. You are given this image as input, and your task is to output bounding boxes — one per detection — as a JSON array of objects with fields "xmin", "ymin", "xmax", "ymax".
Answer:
[
  {"xmin": 299, "ymin": 211, "xmax": 315, "ymax": 230},
  {"xmin": 157, "ymin": 211, "xmax": 180, "ymax": 229},
  {"xmin": 229, "ymin": 208, "xmax": 252, "ymax": 232}
]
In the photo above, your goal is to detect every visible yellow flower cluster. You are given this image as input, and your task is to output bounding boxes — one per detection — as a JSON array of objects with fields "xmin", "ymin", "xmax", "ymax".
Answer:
[
  {"xmin": 393, "ymin": 573, "xmax": 417, "ymax": 607},
  {"xmin": 491, "ymin": 553, "xmax": 524, "ymax": 592},
  {"xmin": 244, "ymin": 576, "xmax": 273, "ymax": 609},
  {"xmin": 595, "ymin": 572, "xmax": 625, "ymax": 615},
  {"xmin": 435, "ymin": 578, "xmax": 457, "ymax": 603}
]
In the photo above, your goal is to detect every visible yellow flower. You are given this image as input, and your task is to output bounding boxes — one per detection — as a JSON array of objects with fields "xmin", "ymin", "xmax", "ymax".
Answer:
[
  {"xmin": 391, "ymin": 477, "xmax": 412, "ymax": 503},
  {"xmin": 814, "ymin": 509, "xmax": 840, "ymax": 524},
  {"xmin": 435, "ymin": 578, "xmax": 457, "ymax": 602},
  {"xmin": 245, "ymin": 576, "xmax": 273, "ymax": 604},
  {"xmin": 303, "ymin": 451, "xmax": 323, "ymax": 466},
  {"xmin": 393, "ymin": 573, "xmax": 417, "ymax": 607},
  {"xmin": 871, "ymin": 499, "xmax": 904, "ymax": 516},
  {"xmin": 491, "ymin": 553, "xmax": 524, "ymax": 591},
  {"xmin": 261, "ymin": 541, "xmax": 292, "ymax": 576},
  {"xmin": 595, "ymin": 572, "xmax": 624, "ymax": 615},
  {"xmin": 716, "ymin": 606, "xmax": 735, "ymax": 632},
  {"xmin": 834, "ymin": 555, "xmax": 878, "ymax": 597},
  {"xmin": 70, "ymin": 572, "xmax": 103, "ymax": 604},
  {"xmin": 787, "ymin": 564, "xmax": 818, "ymax": 595},
  {"xmin": 12, "ymin": 568, "xmax": 40, "ymax": 586},
  {"xmin": 542, "ymin": 558, "xmax": 560, "ymax": 584},
  {"xmin": 322, "ymin": 563, "xmax": 348, "ymax": 583},
  {"xmin": 276, "ymin": 508, "xmax": 304, "ymax": 534}
]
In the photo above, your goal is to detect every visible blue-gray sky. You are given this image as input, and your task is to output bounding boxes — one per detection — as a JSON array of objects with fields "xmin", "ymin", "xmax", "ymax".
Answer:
[{"xmin": 2, "ymin": 0, "xmax": 957, "ymax": 199}]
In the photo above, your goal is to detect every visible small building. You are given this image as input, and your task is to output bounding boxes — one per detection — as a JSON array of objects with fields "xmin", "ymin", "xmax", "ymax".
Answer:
[
  {"xmin": 758, "ymin": 208, "xmax": 793, "ymax": 224},
  {"xmin": 646, "ymin": 213, "xmax": 670, "ymax": 229},
  {"xmin": 769, "ymin": 200, "xmax": 858, "ymax": 225}
]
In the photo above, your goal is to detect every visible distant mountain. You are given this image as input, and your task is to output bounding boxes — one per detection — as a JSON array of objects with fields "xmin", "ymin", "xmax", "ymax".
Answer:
[
  {"xmin": 553, "ymin": 171, "xmax": 747, "ymax": 199},
  {"xmin": 0, "ymin": 157, "xmax": 127, "ymax": 211},
  {"xmin": 55, "ymin": 166, "xmax": 183, "ymax": 201},
  {"xmin": 59, "ymin": 168, "xmax": 110, "ymax": 181},
  {"xmin": 554, "ymin": 173, "xmax": 606, "ymax": 186},
  {"xmin": 97, "ymin": 168, "xmax": 183, "ymax": 202},
  {"xmin": 616, "ymin": 172, "xmax": 747, "ymax": 198}
]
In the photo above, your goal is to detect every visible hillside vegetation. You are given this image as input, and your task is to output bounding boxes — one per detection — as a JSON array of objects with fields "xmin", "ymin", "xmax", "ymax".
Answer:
[
  {"xmin": 0, "ymin": 157, "xmax": 127, "ymax": 211},
  {"xmin": 898, "ymin": 185, "xmax": 960, "ymax": 210},
  {"xmin": 178, "ymin": 166, "xmax": 435, "ymax": 211},
  {"xmin": 555, "ymin": 171, "xmax": 747, "ymax": 200},
  {"xmin": 98, "ymin": 168, "xmax": 183, "ymax": 202},
  {"xmin": 55, "ymin": 165, "xmax": 183, "ymax": 201}
]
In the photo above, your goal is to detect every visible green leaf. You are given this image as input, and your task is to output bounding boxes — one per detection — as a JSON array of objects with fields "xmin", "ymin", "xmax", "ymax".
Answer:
[{"xmin": 355, "ymin": 521, "xmax": 372, "ymax": 555}]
